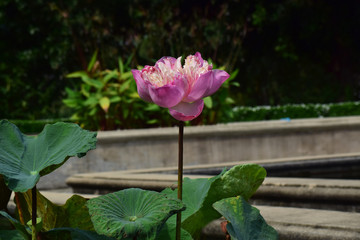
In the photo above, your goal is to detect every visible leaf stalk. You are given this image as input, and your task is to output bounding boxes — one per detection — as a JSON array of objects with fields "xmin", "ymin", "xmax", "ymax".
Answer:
[{"xmin": 32, "ymin": 185, "xmax": 37, "ymax": 240}]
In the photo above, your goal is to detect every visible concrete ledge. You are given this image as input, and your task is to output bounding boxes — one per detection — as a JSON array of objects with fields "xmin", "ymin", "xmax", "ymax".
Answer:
[
  {"xmin": 7, "ymin": 191, "xmax": 360, "ymax": 240},
  {"xmin": 96, "ymin": 116, "xmax": 360, "ymax": 141}
]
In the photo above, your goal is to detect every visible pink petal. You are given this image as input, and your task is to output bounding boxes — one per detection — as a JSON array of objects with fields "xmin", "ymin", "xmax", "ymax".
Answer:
[
  {"xmin": 184, "ymin": 71, "xmax": 212, "ymax": 102},
  {"xmin": 184, "ymin": 69, "xmax": 229, "ymax": 102},
  {"xmin": 148, "ymin": 83, "xmax": 184, "ymax": 108},
  {"xmin": 203, "ymin": 69, "xmax": 230, "ymax": 97},
  {"xmin": 156, "ymin": 56, "xmax": 182, "ymax": 71},
  {"xmin": 169, "ymin": 99, "xmax": 204, "ymax": 121},
  {"xmin": 131, "ymin": 69, "xmax": 152, "ymax": 102},
  {"xmin": 156, "ymin": 56, "xmax": 178, "ymax": 66},
  {"xmin": 194, "ymin": 52, "xmax": 204, "ymax": 66}
]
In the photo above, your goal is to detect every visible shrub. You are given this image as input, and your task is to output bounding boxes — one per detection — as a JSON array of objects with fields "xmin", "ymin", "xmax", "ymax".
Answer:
[{"xmin": 232, "ymin": 102, "xmax": 360, "ymax": 122}]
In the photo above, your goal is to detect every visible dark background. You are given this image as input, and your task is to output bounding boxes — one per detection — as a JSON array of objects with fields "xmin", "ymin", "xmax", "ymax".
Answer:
[{"xmin": 1, "ymin": 0, "xmax": 360, "ymax": 120}]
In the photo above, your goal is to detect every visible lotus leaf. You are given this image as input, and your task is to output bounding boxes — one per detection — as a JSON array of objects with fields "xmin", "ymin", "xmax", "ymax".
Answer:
[
  {"xmin": 213, "ymin": 196, "xmax": 278, "ymax": 240},
  {"xmin": 87, "ymin": 188, "xmax": 185, "ymax": 240},
  {"xmin": 0, "ymin": 120, "xmax": 97, "ymax": 192}
]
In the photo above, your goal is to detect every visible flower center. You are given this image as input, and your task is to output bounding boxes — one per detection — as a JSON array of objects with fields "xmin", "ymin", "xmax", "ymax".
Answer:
[
  {"xmin": 140, "ymin": 55, "xmax": 211, "ymax": 88},
  {"xmin": 141, "ymin": 66, "xmax": 164, "ymax": 87},
  {"xmin": 183, "ymin": 55, "xmax": 211, "ymax": 86},
  {"xmin": 141, "ymin": 65, "xmax": 178, "ymax": 87}
]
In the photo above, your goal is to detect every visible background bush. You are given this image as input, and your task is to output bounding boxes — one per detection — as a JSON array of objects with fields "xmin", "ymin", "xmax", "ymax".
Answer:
[
  {"xmin": 232, "ymin": 102, "xmax": 360, "ymax": 123},
  {"xmin": 1, "ymin": 0, "xmax": 360, "ymax": 127}
]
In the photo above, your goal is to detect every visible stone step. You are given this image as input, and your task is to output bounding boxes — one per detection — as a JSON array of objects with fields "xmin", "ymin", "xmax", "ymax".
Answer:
[
  {"xmin": 66, "ymin": 170, "xmax": 360, "ymax": 212},
  {"xmin": 254, "ymin": 177, "xmax": 360, "ymax": 212}
]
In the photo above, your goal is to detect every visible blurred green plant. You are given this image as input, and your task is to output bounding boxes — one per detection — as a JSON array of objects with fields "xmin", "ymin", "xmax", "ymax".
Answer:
[{"xmin": 63, "ymin": 52, "xmax": 148, "ymax": 130}]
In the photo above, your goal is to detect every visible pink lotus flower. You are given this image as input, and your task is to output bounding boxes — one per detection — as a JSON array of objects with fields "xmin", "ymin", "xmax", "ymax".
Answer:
[{"xmin": 131, "ymin": 52, "xmax": 230, "ymax": 121}]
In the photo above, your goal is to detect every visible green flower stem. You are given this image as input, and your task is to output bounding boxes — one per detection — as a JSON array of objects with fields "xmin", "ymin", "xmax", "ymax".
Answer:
[
  {"xmin": 176, "ymin": 122, "xmax": 184, "ymax": 240},
  {"xmin": 32, "ymin": 185, "xmax": 37, "ymax": 240}
]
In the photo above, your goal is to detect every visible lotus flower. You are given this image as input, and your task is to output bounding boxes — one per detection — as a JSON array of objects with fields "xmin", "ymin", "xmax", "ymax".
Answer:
[{"xmin": 131, "ymin": 52, "xmax": 229, "ymax": 121}]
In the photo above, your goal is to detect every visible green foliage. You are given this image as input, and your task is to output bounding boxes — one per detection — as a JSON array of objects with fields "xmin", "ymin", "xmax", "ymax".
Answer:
[
  {"xmin": 326, "ymin": 102, "xmax": 360, "ymax": 117},
  {"xmin": 0, "ymin": 211, "xmax": 31, "ymax": 239},
  {"xmin": 213, "ymin": 196, "xmax": 278, "ymax": 240},
  {"xmin": 0, "ymin": 120, "xmax": 97, "ymax": 192},
  {"xmin": 63, "ymin": 54, "xmax": 175, "ymax": 130},
  {"xmin": 232, "ymin": 102, "xmax": 360, "ymax": 122},
  {"xmin": 16, "ymin": 189, "xmax": 94, "ymax": 232},
  {"xmin": 86, "ymin": 188, "xmax": 185, "ymax": 240},
  {"xmin": 45, "ymin": 228, "xmax": 116, "ymax": 240},
  {"xmin": 0, "ymin": 229, "xmax": 26, "ymax": 240},
  {"xmin": 155, "ymin": 223, "xmax": 193, "ymax": 240},
  {"xmin": 160, "ymin": 164, "xmax": 267, "ymax": 239},
  {"xmin": 1, "ymin": 208, "xmax": 110, "ymax": 240}
]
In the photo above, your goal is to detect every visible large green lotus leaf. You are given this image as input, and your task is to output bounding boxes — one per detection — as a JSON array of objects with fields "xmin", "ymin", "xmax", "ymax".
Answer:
[
  {"xmin": 0, "ymin": 120, "xmax": 97, "ymax": 192},
  {"xmin": 160, "ymin": 164, "xmax": 266, "ymax": 238},
  {"xmin": 0, "ymin": 175, "xmax": 11, "ymax": 211},
  {"xmin": 213, "ymin": 164, "xmax": 267, "ymax": 201},
  {"xmin": 16, "ymin": 189, "xmax": 94, "ymax": 232},
  {"xmin": 213, "ymin": 196, "xmax": 278, "ymax": 240},
  {"xmin": 0, "ymin": 211, "xmax": 31, "ymax": 239},
  {"xmin": 44, "ymin": 228, "xmax": 117, "ymax": 240},
  {"xmin": 86, "ymin": 188, "xmax": 185, "ymax": 240}
]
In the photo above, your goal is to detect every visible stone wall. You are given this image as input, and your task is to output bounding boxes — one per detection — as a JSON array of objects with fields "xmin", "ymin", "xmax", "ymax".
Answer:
[{"xmin": 38, "ymin": 116, "xmax": 360, "ymax": 189}]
